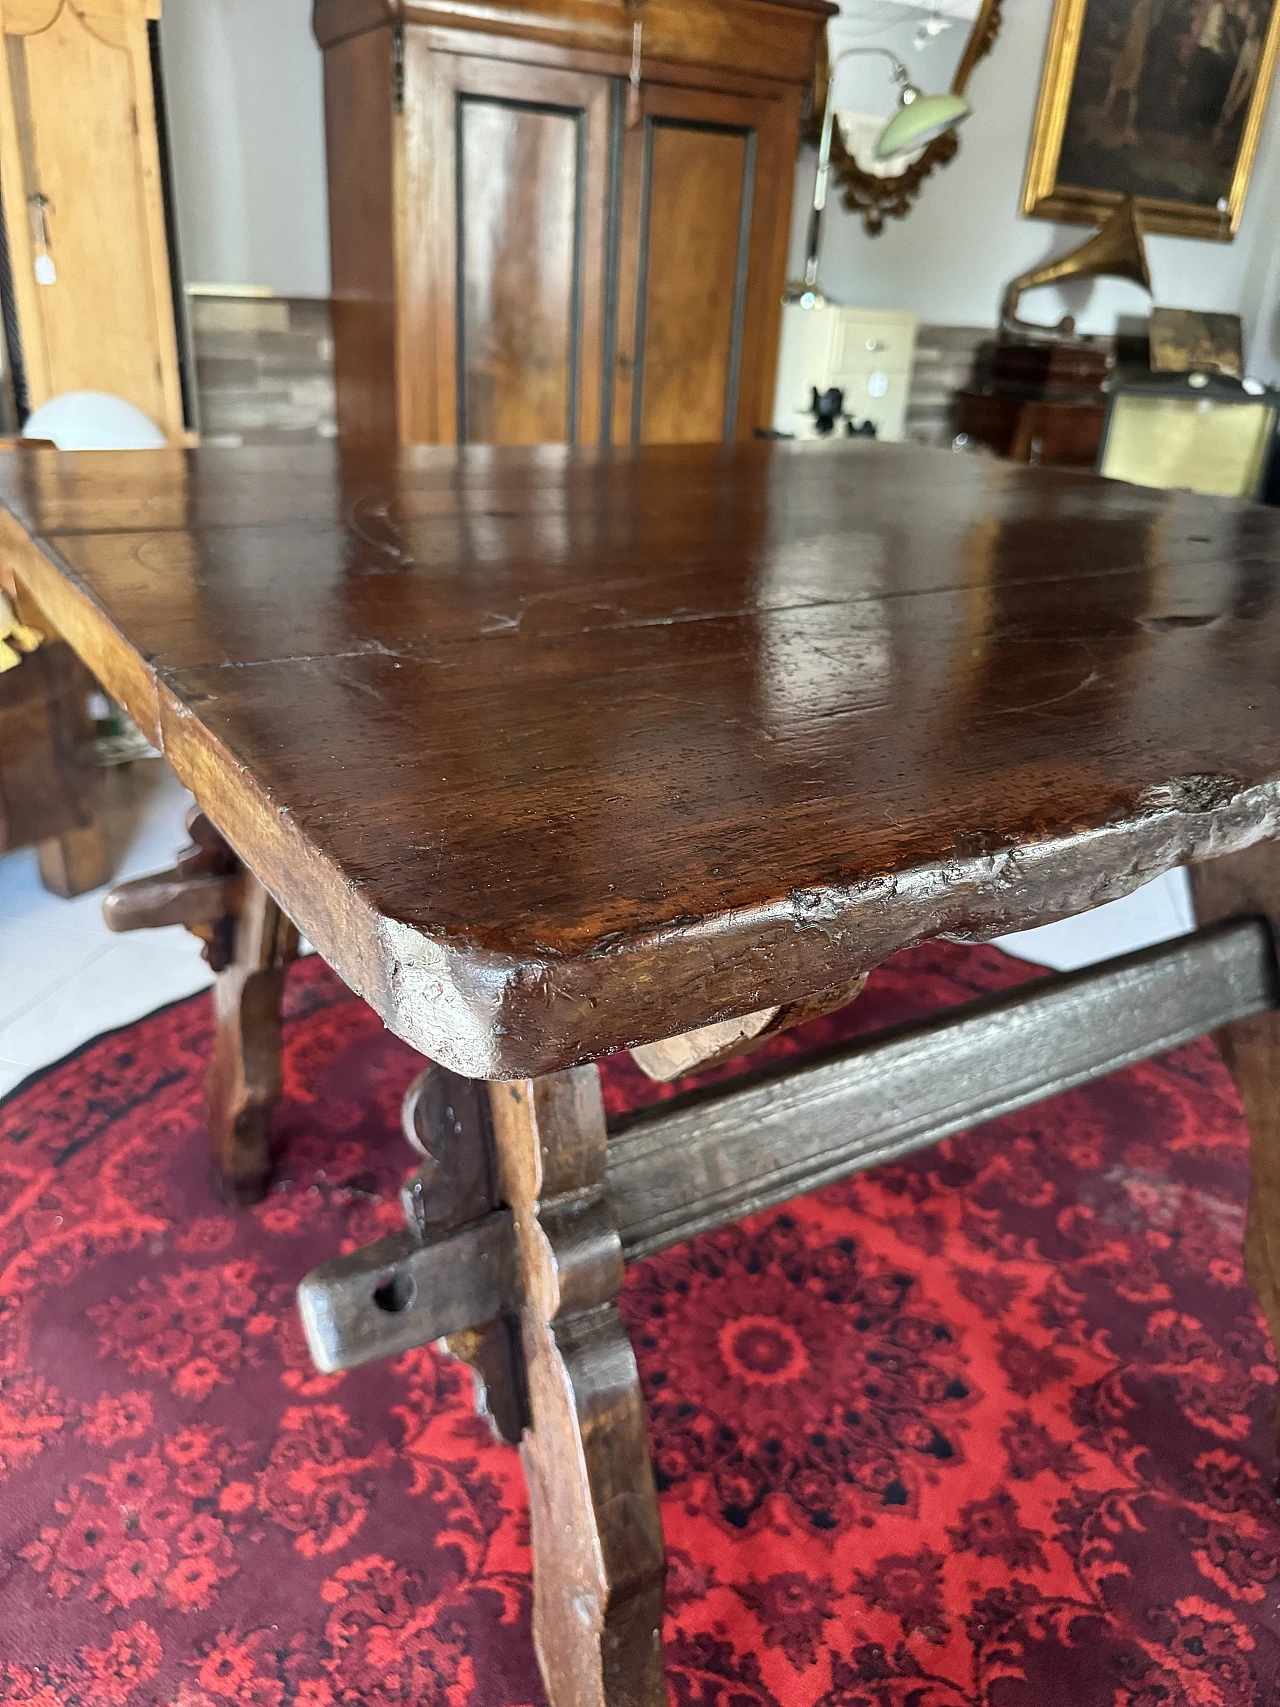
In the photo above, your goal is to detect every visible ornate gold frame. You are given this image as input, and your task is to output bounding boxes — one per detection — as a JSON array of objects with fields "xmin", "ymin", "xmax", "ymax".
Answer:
[
  {"xmin": 804, "ymin": 0, "xmax": 1004, "ymax": 236},
  {"xmin": 1021, "ymin": 0, "xmax": 1280, "ymax": 240}
]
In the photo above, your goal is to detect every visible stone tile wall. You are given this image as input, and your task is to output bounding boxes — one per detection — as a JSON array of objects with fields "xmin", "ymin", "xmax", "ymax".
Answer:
[
  {"xmin": 190, "ymin": 294, "xmax": 336, "ymax": 447},
  {"xmin": 189, "ymin": 291, "xmax": 989, "ymax": 449}
]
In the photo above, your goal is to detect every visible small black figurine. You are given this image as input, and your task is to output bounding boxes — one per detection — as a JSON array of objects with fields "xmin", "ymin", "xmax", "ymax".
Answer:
[{"xmin": 809, "ymin": 386, "xmax": 845, "ymax": 436}]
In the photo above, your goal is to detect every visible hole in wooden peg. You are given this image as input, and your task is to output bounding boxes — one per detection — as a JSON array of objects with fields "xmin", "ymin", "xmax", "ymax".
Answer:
[{"xmin": 373, "ymin": 1272, "xmax": 416, "ymax": 1314}]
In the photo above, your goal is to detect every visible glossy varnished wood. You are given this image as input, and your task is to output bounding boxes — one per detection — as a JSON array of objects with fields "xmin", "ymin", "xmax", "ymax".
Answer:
[
  {"xmin": 313, "ymin": 0, "xmax": 834, "ymax": 86},
  {"xmin": 612, "ymin": 81, "xmax": 799, "ymax": 445},
  {"xmin": 5, "ymin": 439, "xmax": 1280, "ymax": 1077},
  {"xmin": 322, "ymin": 23, "xmax": 399, "ymax": 446},
  {"xmin": 415, "ymin": 53, "xmax": 611, "ymax": 447}
]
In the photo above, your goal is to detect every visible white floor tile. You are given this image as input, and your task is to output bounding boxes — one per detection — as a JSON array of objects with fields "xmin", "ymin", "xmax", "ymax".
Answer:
[
  {"xmin": 997, "ymin": 868, "xmax": 1194, "ymax": 971},
  {"xmin": 0, "ymin": 761, "xmax": 204, "ymax": 1074},
  {"xmin": 0, "ymin": 761, "xmax": 195, "ymax": 937},
  {"xmin": 0, "ymin": 932, "xmax": 213, "ymax": 1068},
  {"xmin": 0, "ymin": 916, "xmax": 114, "ymax": 1030},
  {"xmin": 0, "ymin": 1057, "xmax": 32, "ymax": 1099}
]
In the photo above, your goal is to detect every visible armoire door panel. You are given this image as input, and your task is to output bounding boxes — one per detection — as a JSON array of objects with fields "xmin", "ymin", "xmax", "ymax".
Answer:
[
  {"xmin": 613, "ymin": 84, "xmax": 788, "ymax": 446},
  {"xmin": 634, "ymin": 120, "xmax": 753, "ymax": 445},
  {"xmin": 402, "ymin": 48, "xmax": 609, "ymax": 446},
  {"xmin": 458, "ymin": 97, "xmax": 583, "ymax": 445}
]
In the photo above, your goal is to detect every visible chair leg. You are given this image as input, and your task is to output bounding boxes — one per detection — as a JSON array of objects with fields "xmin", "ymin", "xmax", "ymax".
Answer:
[
  {"xmin": 1190, "ymin": 842, "xmax": 1280, "ymax": 1437},
  {"xmin": 37, "ymin": 819, "xmax": 108, "ymax": 897},
  {"xmin": 206, "ymin": 875, "xmax": 298, "ymax": 1206},
  {"xmin": 487, "ymin": 1069, "xmax": 668, "ymax": 1707}
]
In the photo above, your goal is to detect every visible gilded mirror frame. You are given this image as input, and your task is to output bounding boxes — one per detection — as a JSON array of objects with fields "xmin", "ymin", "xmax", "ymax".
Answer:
[{"xmin": 804, "ymin": 0, "xmax": 1004, "ymax": 234}]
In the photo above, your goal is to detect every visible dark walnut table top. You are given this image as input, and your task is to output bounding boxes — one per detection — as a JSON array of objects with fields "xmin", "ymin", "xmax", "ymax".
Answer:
[{"xmin": 3, "ymin": 439, "xmax": 1279, "ymax": 1077}]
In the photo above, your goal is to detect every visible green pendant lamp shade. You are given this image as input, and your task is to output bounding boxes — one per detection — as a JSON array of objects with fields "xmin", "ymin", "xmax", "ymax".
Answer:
[
  {"xmin": 874, "ymin": 87, "xmax": 972, "ymax": 161},
  {"xmin": 784, "ymin": 45, "xmax": 975, "ymax": 306}
]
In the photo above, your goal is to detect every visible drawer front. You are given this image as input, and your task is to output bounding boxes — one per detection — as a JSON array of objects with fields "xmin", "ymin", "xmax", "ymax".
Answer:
[
  {"xmin": 842, "ymin": 369, "xmax": 910, "ymax": 441},
  {"xmin": 832, "ymin": 315, "xmax": 915, "ymax": 375}
]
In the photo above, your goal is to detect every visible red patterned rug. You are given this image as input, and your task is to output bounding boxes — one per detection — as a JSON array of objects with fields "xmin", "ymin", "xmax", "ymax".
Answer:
[{"xmin": 2, "ymin": 941, "xmax": 1278, "ymax": 1707}]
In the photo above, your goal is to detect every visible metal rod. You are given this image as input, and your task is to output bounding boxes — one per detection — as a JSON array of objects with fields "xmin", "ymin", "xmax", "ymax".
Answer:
[
  {"xmin": 297, "ymin": 917, "xmax": 1278, "ymax": 1374},
  {"xmin": 609, "ymin": 917, "xmax": 1277, "ymax": 1259},
  {"xmin": 800, "ymin": 46, "xmax": 911, "ymax": 292}
]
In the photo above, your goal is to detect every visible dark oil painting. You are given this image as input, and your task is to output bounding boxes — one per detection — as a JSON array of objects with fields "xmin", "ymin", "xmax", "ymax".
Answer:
[{"xmin": 1057, "ymin": 0, "xmax": 1275, "ymax": 206}]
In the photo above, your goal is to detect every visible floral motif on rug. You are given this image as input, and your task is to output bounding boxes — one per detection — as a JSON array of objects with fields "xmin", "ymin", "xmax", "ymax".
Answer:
[{"xmin": 0, "ymin": 940, "xmax": 1277, "ymax": 1706}]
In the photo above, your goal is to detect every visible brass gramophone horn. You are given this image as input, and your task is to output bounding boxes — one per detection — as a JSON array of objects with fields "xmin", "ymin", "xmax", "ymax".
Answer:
[{"xmin": 1000, "ymin": 197, "xmax": 1153, "ymax": 339}]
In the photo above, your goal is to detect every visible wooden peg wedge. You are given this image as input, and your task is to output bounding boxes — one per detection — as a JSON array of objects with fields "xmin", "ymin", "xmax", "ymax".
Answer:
[
  {"xmin": 630, "ymin": 976, "xmax": 867, "ymax": 1081},
  {"xmin": 102, "ymin": 868, "xmax": 246, "ymax": 933}
]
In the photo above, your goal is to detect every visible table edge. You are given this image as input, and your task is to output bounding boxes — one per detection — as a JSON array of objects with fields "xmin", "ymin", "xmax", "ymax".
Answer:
[{"xmin": 9, "ymin": 508, "xmax": 1280, "ymax": 1079}]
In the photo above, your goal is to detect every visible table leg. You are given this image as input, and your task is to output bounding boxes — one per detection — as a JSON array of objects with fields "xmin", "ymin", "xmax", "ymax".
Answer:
[
  {"xmin": 206, "ymin": 874, "xmax": 299, "ymax": 1206},
  {"xmin": 487, "ymin": 1069, "xmax": 667, "ymax": 1707},
  {"xmin": 0, "ymin": 639, "xmax": 107, "ymax": 895},
  {"xmin": 103, "ymin": 813, "xmax": 297, "ymax": 1206},
  {"xmin": 1190, "ymin": 842, "xmax": 1280, "ymax": 1435}
]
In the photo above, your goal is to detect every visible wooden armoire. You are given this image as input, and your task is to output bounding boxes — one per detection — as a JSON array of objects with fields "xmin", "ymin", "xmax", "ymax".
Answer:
[{"xmin": 313, "ymin": 0, "xmax": 831, "ymax": 447}]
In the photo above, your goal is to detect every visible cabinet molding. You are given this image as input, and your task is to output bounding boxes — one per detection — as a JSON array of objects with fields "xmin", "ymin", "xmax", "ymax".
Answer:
[{"xmin": 315, "ymin": 0, "xmax": 832, "ymax": 87}]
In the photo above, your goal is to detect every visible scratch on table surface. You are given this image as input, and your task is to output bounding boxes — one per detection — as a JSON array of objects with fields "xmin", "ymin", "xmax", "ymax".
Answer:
[{"xmin": 215, "ymin": 639, "xmax": 404, "ymax": 669}]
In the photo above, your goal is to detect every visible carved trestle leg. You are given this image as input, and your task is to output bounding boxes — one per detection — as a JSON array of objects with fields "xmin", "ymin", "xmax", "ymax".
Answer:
[
  {"xmin": 104, "ymin": 809, "xmax": 298, "ymax": 1205},
  {"xmin": 1190, "ymin": 840, "xmax": 1280, "ymax": 1436},
  {"xmin": 205, "ymin": 877, "xmax": 299, "ymax": 1205},
  {"xmin": 401, "ymin": 1063, "xmax": 667, "ymax": 1707}
]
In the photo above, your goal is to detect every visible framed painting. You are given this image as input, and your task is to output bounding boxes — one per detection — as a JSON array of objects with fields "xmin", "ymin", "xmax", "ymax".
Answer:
[{"xmin": 1022, "ymin": 0, "xmax": 1280, "ymax": 238}]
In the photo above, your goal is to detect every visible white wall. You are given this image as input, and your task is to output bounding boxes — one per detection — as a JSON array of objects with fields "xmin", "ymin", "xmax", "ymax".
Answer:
[
  {"xmin": 159, "ymin": 0, "xmax": 330, "ymax": 298},
  {"xmin": 794, "ymin": 0, "xmax": 1280, "ymax": 370},
  {"xmin": 155, "ymin": 0, "xmax": 1278, "ymax": 361},
  {"xmin": 1239, "ymin": 156, "xmax": 1280, "ymax": 380}
]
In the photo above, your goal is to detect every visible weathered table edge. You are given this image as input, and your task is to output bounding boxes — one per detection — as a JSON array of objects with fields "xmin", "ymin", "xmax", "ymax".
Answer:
[{"xmin": 8, "ymin": 507, "xmax": 1280, "ymax": 1079}]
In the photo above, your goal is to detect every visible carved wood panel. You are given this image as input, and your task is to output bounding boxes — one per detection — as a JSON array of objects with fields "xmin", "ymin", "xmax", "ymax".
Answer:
[
  {"xmin": 613, "ymin": 80, "xmax": 794, "ymax": 445},
  {"xmin": 404, "ymin": 48, "xmax": 610, "ymax": 446}
]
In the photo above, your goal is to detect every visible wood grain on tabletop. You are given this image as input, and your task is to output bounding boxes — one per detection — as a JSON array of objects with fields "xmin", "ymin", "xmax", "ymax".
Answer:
[{"xmin": 1, "ymin": 438, "xmax": 1279, "ymax": 1078}]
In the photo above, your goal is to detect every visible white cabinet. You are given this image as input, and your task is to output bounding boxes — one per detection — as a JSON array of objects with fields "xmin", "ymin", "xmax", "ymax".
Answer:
[{"xmin": 772, "ymin": 304, "xmax": 917, "ymax": 441}]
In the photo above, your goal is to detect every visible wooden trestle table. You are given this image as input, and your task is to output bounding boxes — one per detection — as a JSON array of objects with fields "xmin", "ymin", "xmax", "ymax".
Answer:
[{"xmin": 4, "ymin": 440, "xmax": 1280, "ymax": 1707}]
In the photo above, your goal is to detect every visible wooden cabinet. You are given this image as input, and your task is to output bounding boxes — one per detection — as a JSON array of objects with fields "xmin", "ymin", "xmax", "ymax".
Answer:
[
  {"xmin": 314, "ymin": 0, "xmax": 830, "ymax": 448},
  {"xmin": 772, "ymin": 305, "xmax": 917, "ymax": 440},
  {"xmin": 0, "ymin": 0, "xmax": 190, "ymax": 440},
  {"xmin": 0, "ymin": 637, "xmax": 106, "ymax": 898}
]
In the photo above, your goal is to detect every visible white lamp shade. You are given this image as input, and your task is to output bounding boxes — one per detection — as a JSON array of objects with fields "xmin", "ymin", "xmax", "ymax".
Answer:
[
  {"xmin": 875, "ymin": 91, "xmax": 971, "ymax": 161},
  {"xmin": 23, "ymin": 392, "xmax": 167, "ymax": 451},
  {"xmin": 836, "ymin": 111, "xmax": 925, "ymax": 176}
]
